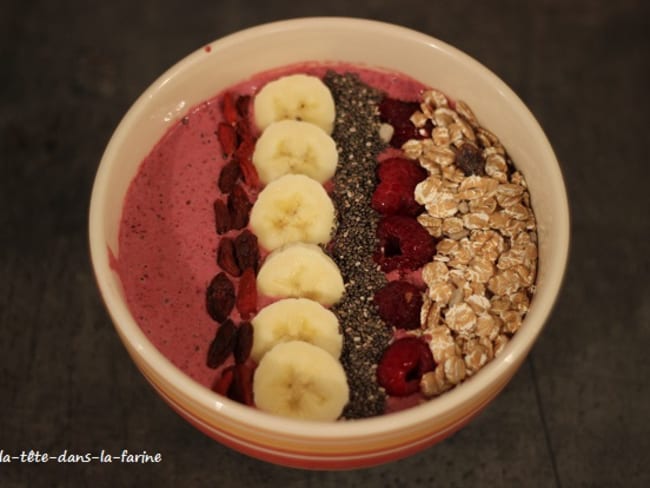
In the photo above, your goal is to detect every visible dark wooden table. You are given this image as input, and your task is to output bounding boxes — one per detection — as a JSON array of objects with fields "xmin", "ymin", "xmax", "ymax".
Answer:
[{"xmin": 2, "ymin": 1, "xmax": 648, "ymax": 486}]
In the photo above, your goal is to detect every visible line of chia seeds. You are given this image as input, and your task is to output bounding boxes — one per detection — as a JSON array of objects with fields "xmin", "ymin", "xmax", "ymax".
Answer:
[{"xmin": 323, "ymin": 71, "xmax": 392, "ymax": 419}]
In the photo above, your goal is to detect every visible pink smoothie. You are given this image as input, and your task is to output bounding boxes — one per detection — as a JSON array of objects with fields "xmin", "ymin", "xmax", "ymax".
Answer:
[{"xmin": 115, "ymin": 61, "xmax": 427, "ymax": 391}]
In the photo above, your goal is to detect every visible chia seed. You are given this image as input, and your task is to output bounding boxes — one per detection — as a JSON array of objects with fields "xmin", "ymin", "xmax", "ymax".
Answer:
[{"xmin": 323, "ymin": 71, "xmax": 392, "ymax": 419}]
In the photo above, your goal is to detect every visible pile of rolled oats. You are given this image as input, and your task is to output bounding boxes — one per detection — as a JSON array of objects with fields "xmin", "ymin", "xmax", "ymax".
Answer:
[{"xmin": 402, "ymin": 89, "xmax": 538, "ymax": 397}]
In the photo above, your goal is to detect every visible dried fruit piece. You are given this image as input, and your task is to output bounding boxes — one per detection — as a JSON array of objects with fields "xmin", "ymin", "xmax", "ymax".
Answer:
[
  {"xmin": 228, "ymin": 184, "xmax": 252, "ymax": 230},
  {"xmin": 206, "ymin": 272, "xmax": 235, "ymax": 323},
  {"xmin": 234, "ymin": 321, "xmax": 253, "ymax": 364},
  {"xmin": 374, "ymin": 281, "xmax": 423, "ymax": 330},
  {"xmin": 221, "ymin": 91, "xmax": 258, "ymax": 189},
  {"xmin": 228, "ymin": 363, "xmax": 255, "ymax": 406},
  {"xmin": 372, "ymin": 157, "xmax": 427, "ymax": 216},
  {"xmin": 374, "ymin": 216, "xmax": 437, "ymax": 272},
  {"xmin": 216, "ymin": 122, "xmax": 238, "ymax": 157},
  {"xmin": 235, "ymin": 94, "xmax": 251, "ymax": 119},
  {"xmin": 217, "ymin": 237, "xmax": 241, "ymax": 277},
  {"xmin": 213, "ymin": 199, "xmax": 231, "ymax": 234},
  {"xmin": 232, "ymin": 103, "xmax": 261, "ymax": 188},
  {"xmin": 377, "ymin": 337, "xmax": 435, "ymax": 396},
  {"xmin": 234, "ymin": 133, "xmax": 255, "ymax": 161},
  {"xmin": 211, "ymin": 364, "xmax": 235, "ymax": 395},
  {"xmin": 236, "ymin": 267, "xmax": 257, "ymax": 320},
  {"xmin": 239, "ymin": 157, "xmax": 260, "ymax": 188},
  {"xmin": 234, "ymin": 130, "xmax": 260, "ymax": 188},
  {"xmin": 211, "ymin": 362, "xmax": 255, "ymax": 406},
  {"xmin": 234, "ymin": 230, "xmax": 260, "ymax": 272},
  {"xmin": 221, "ymin": 91, "xmax": 239, "ymax": 125},
  {"xmin": 206, "ymin": 319, "xmax": 237, "ymax": 368},
  {"xmin": 218, "ymin": 160, "xmax": 242, "ymax": 194},
  {"xmin": 456, "ymin": 143, "xmax": 485, "ymax": 176}
]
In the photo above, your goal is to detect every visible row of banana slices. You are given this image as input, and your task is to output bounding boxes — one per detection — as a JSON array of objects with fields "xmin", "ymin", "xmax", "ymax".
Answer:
[{"xmin": 244, "ymin": 74, "xmax": 350, "ymax": 421}]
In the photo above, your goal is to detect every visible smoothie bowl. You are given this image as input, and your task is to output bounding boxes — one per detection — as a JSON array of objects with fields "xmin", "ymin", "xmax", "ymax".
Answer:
[{"xmin": 88, "ymin": 17, "xmax": 569, "ymax": 469}]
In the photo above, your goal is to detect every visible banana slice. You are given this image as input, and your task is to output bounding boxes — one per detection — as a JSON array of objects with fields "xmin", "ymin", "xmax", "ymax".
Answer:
[
  {"xmin": 253, "ymin": 340, "xmax": 349, "ymax": 421},
  {"xmin": 252, "ymin": 120, "xmax": 338, "ymax": 184},
  {"xmin": 249, "ymin": 174, "xmax": 335, "ymax": 251},
  {"xmin": 256, "ymin": 242, "xmax": 345, "ymax": 306},
  {"xmin": 251, "ymin": 298, "xmax": 342, "ymax": 362},
  {"xmin": 253, "ymin": 74, "xmax": 336, "ymax": 134}
]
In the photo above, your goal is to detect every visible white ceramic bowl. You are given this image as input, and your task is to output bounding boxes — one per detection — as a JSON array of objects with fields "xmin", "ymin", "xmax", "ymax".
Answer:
[{"xmin": 89, "ymin": 17, "xmax": 569, "ymax": 469}]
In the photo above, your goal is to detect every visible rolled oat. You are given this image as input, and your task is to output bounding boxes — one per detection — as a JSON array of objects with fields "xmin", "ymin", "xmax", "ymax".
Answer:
[{"xmin": 402, "ymin": 90, "xmax": 538, "ymax": 398}]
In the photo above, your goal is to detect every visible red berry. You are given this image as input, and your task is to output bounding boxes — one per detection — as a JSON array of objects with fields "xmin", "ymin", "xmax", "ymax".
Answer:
[
  {"xmin": 216, "ymin": 122, "xmax": 238, "ymax": 157},
  {"xmin": 234, "ymin": 136, "xmax": 260, "ymax": 188},
  {"xmin": 217, "ymin": 237, "xmax": 241, "ymax": 277},
  {"xmin": 371, "ymin": 181, "xmax": 402, "ymax": 215},
  {"xmin": 378, "ymin": 97, "xmax": 431, "ymax": 148},
  {"xmin": 228, "ymin": 363, "xmax": 255, "ymax": 406},
  {"xmin": 373, "ymin": 216, "xmax": 436, "ymax": 272},
  {"xmin": 210, "ymin": 352, "xmax": 255, "ymax": 406},
  {"xmin": 212, "ymin": 365, "xmax": 235, "ymax": 395},
  {"xmin": 239, "ymin": 156, "xmax": 260, "ymax": 188},
  {"xmin": 379, "ymin": 98, "xmax": 419, "ymax": 126},
  {"xmin": 390, "ymin": 125, "xmax": 420, "ymax": 149},
  {"xmin": 374, "ymin": 281, "xmax": 423, "ymax": 330},
  {"xmin": 221, "ymin": 91, "xmax": 239, "ymax": 125},
  {"xmin": 220, "ymin": 90, "xmax": 260, "ymax": 189},
  {"xmin": 372, "ymin": 157, "xmax": 426, "ymax": 216},
  {"xmin": 377, "ymin": 157, "xmax": 427, "ymax": 185},
  {"xmin": 377, "ymin": 337, "xmax": 435, "ymax": 396},
  {"xmin": 236, "ymin": 267, "xmax": 257, "ymax": 320}
]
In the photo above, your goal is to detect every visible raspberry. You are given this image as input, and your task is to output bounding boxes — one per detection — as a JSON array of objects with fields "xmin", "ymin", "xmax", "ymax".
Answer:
[
  {"xmin": 377, "ymin": 157, "xmax": 426, "ymax": 183},
  {"xmin": 373, "ymin": 216, "xmax": 436, "ymax": 272},
  {"xmin": 374, "ymin": 281, "xmax": 423, "ymax": 330},
  {"xmin": 376, "ymin": 337, "xmax": 435, "ymax": 396},
  {"xmin": 378, "ymin": 97, "xmax": 431, "ymax": 148},
  {"xmin": 371, "ymin": 157, "xmax": 426, "ymax": 216}
]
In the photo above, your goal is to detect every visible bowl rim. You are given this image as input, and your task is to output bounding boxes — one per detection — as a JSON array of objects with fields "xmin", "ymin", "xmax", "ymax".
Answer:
[{"xmin": 89, "ymin": 16, "xmax": 570, "ymax": 440}]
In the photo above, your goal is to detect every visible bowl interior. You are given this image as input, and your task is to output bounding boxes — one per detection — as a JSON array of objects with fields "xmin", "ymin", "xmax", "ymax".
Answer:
[{"xmin": 89, "ymin": 17, "xmax": 569, "ymax": 438}]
